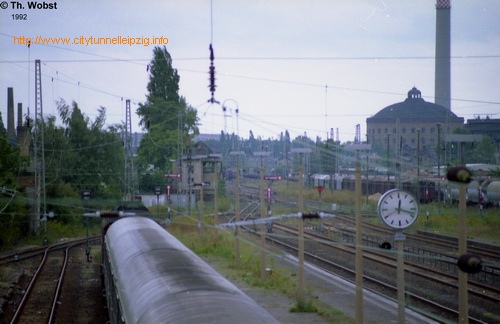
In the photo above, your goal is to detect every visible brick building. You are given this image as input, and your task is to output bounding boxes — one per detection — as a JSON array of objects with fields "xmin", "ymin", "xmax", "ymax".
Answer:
[{"xmin": 366, "ymin": 87, "xmax": 464, "ymax": 165}]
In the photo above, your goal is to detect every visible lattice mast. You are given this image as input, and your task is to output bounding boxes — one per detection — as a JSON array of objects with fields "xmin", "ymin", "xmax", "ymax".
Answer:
[
  {"xmin": 33, "ymin": 59, "xmax": 47, "ymax": 233},
  {"xmin": 124, "ymin": 99, "xmax": 135, "ymax": 200}
]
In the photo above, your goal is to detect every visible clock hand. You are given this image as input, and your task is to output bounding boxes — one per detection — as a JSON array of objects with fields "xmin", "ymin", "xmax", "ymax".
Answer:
[
  {"xmin": 397, "ymin": 200, "xmax": 401, "ymax": 214},
  {"xmin": 384, "ymin": 209, "xmax": 399, "ymax": 218}
]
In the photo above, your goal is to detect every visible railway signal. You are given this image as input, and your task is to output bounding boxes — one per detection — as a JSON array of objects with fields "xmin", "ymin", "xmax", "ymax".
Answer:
[
  {"xmin": 446, "ymin": 166, "xmax": 472, "ymax": 184},
  {"xmin": 457, "ymin": 253, "xmax": 483, "ymax": 274},
  {"xmin": 164, "ymin": 173, "xmax": 181, "ymax": 179}
]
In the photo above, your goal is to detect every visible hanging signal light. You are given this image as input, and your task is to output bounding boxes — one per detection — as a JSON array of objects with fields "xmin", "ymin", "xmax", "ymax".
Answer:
[{"xmin": 208, "ymin": 44, "xmax": 219, "ymax": 104}]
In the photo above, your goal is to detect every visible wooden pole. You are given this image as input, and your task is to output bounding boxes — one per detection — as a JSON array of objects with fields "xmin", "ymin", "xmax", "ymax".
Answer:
[
  {"xmin": 260, "ymin": 164, "xmax": 266, "ymax": 284},
  {"xmin": 355, "ymin": 161, "xmax": 363, "ymax": 323},
  {"xmin": 214, "ymin": 162, "xmax": 218, "ymax": 238},
  {"xmin": 235, "ymin": 158, "xmax": 241, "ymax": 267},
  {"xmin": 298, "ymin": 157, "xmax": 305, "ymax": 305},
  {"xmin": 396, "ymin": 235, "xmax": 405, "ymax": 323},
  {"xmin": 458, "ymin": 183, "xmax": 468, "ymax": 323}
]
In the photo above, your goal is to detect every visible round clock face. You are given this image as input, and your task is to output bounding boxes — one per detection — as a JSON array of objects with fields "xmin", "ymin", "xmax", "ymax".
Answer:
[{"xmin": 378, "ymin": 189, "xmax": 419, "ymax": 229}]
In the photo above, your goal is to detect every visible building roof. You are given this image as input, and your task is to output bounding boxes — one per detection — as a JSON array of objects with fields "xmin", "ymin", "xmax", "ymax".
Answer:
[{"xmin": 366, "ymin": 87, "xmax": 463, "ymax": 123}]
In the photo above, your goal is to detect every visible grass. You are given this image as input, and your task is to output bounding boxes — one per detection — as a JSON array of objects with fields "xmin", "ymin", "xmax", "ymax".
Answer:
[
  {"xmin": 168, "ymin": 216, "xmax": 353, "ymax": 323},
  {"xmin": 276, "ymin": 183, "xmax": 500, "ymax": 242}
]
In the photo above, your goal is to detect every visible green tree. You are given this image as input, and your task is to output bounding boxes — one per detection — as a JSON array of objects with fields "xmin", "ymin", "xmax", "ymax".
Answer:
[
  {"xmin": 470, "ymin": 136, "xmax": 496, "ymax": 164},
  {"xmin": 135, "ymin": 46, "xmax": 199, "ymax": 192},
  {"xmin": 47, "ymin": 100, "xmax": 124, "ymax": 202},
  {"xmin": 0, "ymin": 114, "xmax": 29, "ymax": 246}
]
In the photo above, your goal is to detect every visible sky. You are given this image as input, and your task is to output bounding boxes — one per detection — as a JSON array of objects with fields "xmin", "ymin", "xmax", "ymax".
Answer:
[{"xmin": 1, "ymin": 0, "xmax": 499, "ymax": 143}]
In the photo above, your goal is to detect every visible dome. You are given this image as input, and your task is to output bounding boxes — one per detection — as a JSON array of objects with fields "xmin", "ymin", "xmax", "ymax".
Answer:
[{"xmin": 367, "ymin": 87, "xmax": 462, "ymax": 123}]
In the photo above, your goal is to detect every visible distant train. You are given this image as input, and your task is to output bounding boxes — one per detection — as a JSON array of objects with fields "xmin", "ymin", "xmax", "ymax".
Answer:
[
  {"xmin": 310, "ymin": 173, "xmax": 500, "ymax": 207},
  {"xmin": 101, "ymin": 216, "xmax": 278, "ymax": 323}
]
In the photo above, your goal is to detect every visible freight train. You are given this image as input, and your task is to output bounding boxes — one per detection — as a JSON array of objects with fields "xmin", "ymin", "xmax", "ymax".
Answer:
[
  {"xmin": 310, "ymin": 174, "xmax": 500, "ymax": 207},
  {"xmin": 101, "ymin": 216, "xmax": 278, "ymax": 323}
]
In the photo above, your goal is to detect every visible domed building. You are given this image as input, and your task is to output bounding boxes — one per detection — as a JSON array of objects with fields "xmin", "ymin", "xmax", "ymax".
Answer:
[{"xmin": 366, "ymin": 87, "xmax": 464, "ymax": 165}]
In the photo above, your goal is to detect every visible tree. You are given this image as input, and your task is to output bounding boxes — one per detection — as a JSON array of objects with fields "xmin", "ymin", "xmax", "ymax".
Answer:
[
  {"xmin": 47, "ymin": 100, "xmax": 124, "ymax": 201},
  {"xmin": 470, "ymin": 136, "xmax": 496, "ymax": 164},
  {"xmin": 135, "ymin": 47, "xmax": 199, "ymax": 191},
  {"xmin": 0, "ymin": 114, "xmax": 30, "ymax": 245}
]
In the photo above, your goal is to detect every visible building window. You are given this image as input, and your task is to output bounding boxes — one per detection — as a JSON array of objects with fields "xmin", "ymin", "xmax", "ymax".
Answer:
[
  {"xmin": 378, "ymin": 128, "xmax": 381, "ymax": 134},
  {"xmin": 392, "ymin": 128, "xmax": 396, "ymax": 133},
  {"xmin": 402, "ymin": 128, "xmax": 406, "ymax": 133},
  {"xmin": 203, "ymin": 162, "xmax": 214, "ymax": 173},
  {"xmin": 411, "ymin": 128, "xmax": 415, "ymax": 133},
  {"xmin": 384, "ymin": 128, "xmax": 388, "ymax": 133}
]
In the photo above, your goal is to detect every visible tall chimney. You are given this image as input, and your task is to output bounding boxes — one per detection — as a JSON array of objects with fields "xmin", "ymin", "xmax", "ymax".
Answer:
[
  {"xmin": 17, "ymin": 102, "xmax": 30, "ymax": 156},
  {"xmin": 17, "ymin": 103, "xmax": 22, "ymax": 128},
  {"xmin": 7, "ymin": 87, "xmax": 16, "ymax": 142},
  {"xmin": 435, "ymin": 0, "xmax": 451, "ymax": 110}
]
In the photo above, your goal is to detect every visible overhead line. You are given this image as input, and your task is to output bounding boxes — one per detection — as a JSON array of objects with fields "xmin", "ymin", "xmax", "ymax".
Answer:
[{"xmin": 2, "ymin": 54, "xmax": 500, "ymax": 64}]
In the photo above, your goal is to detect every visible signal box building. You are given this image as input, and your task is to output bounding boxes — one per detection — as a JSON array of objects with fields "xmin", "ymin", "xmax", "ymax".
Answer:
[{"xmin": 174, "ymin": 140, "xmax": 221, "ymax": 204}]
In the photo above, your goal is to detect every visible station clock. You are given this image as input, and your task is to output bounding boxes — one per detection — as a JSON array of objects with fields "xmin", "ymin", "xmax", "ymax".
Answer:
[{"xmin": 378, "ymin": 189, "xmax": 419, "ymax": 229}]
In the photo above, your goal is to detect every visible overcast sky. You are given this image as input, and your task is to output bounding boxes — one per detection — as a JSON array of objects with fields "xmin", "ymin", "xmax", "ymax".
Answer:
[{"xmin": 1, "ymin": 0, "xmax": 499, "ymax": 143}]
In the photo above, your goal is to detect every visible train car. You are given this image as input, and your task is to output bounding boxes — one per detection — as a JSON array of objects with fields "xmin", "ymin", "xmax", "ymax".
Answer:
[
  {"xmin": 485, "ymin": 181, "xmax": 500, "ymax": 206},
  {"xmin": 102, "ymin": 216, "xmax": 278, "ymax": 324},
  {"xmin": 467, "ymin": 180, "xmax": 488, "ymax": 205},
  {"xmin": 311, "ymin": 174, "xmax": 331, "ymax": 190}
]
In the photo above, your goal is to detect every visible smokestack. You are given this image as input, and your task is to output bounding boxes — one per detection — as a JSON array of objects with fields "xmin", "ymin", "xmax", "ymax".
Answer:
[
  {"xmin": 17, "ymin": 103, "xmax": 22, "ymax": 128},
  {"xmin": 435, "ymin": 0, "xmax": 451, "ymax": 110},
  {"xmin": 17, "ymin": 102, "xmax": 30, "ymax": 156},
  {"xmin": 7, "ymin": 87, "xmax": 16, "ymax": 142}
]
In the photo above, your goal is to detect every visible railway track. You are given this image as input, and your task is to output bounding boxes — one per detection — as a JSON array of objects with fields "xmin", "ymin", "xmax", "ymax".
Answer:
[
  {"xmin": 229, "ymin": 181, "xmax": 500, "ymax": 323},
  {"xmin": 5, "ymin": 236, "xmax": 101, "ymax": 324}
]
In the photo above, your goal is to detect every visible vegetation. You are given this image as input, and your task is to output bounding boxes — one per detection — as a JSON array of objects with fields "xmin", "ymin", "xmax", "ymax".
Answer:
[
  {"xmin": 0, "ymin": 99, "xmax": 124, "ymax": 249},
  {"xmin": 168, "ymin": 217, "xmax": 352, "ymax": 323},
  {"xmin": 135, "ymin": 46, "xmax": 199, "ymax": 193},
  {"xmin": 0, "ymin": 113, "xmax": 30, "ymax": 247}
]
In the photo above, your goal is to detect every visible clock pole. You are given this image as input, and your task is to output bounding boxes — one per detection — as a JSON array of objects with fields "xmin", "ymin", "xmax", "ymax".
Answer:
[
  {"xmin": 377, "ymin": 188, "xmax": 419, "ymax": 322},
  {"xmin": 394, "ymin": 230, "xmax": 406, "ymax": 323}
]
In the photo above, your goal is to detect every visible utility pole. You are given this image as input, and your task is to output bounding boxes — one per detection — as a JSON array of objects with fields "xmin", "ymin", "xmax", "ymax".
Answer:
[
  {"xmin": 230, "ymin": 150, "xmax": 244, "ymax": 267},
  {"xmin": 254, "ymin": 150, "xmax": 270, "ymax": 284},
  {"xmin": 186, "ymin": 135, "xmax": 193, "ymax": 214},
  {"xmin": 214, "ymin": 160, "xmax": 219, "ymax": 237},
  {"xmin": 291, "ymin": 148, "xmax": 312, "ymax": 306},
  {"xmin": 386, "ymin": 133, "xmax": 390, "ymax": 181},
  {"xmin": 34, "ymin": 59, "xmax": 46, "ymax": 234},
  {"xmin": 417, "ymin": 129, "xmax": 421, "ymax": 201},
  {"xmin": 436, "ymin": 123, "xmax": 442, "ymax": 216},
  {"xmin": 346, "ymin": 143, "xmax": 371, "ymax": 324},
  {"xmin": 445, "ymin": 134, "xmax": 482, "ymax": 323},
  {"xmin": 124, "ymin": 99, "xmax": 134, "ymax": 201}
]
